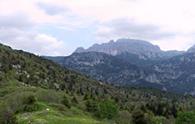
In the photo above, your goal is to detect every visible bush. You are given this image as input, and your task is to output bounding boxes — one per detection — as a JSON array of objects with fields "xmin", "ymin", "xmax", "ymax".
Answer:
[
  {"xmin": 5, "ymin": 91, "xmax": 36, "ymax": 113},
  {"xmin": 36, "ymin": 90, "xmax": 61, "ymax": 103},
  {"xmin": 23, "ymin": 95, "xmax": 38, "ymax": 112},
  {"xmin": 86, "ymin": 99, "xmax": 98, "ymax": 113},
  {"xmin": 96, "ymin": 99, "xmax": 118, "ymax": 119},
  {"xmin": 115, "ymin": 110, "xmax": 131, "ymax": 124},
  {"xmin": 71, "ymin": 96, "xmax": 78, "ymax": 104},
  {"xmin": 0, "ymin": 104, "xmax": 17, "ymax": 124},
  {"xmin": 176, "ymin": 112, "xmax": 195, "ymax": 124},
  {"xmin": 24, "ymin": 95, "xmax": 36, "ymax": 105},
  {"xmin": 152, "ymin": 116, "xmax": 172, "ymax": 124},
  {"xmin": 62, "ymin": 95, "xmax": 71, "ymax": 108},
  {"xmin": 132, "ymin": 109, "xmax": 148, "ymax": 124}
]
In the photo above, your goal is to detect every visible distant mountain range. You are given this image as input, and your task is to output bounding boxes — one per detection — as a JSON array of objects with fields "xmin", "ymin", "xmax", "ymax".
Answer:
[
  {"xmin": 75, "ymin": 39, "xmax": 184, "ymax": 59},
  {"xmin": 45, "ymin": 38, "xmax": 195, "ymax": 94}
]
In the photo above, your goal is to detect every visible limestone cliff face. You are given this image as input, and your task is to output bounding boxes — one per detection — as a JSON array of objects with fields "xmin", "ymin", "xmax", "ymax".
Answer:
[{"xmin": 74, "ymin": 38, "xmax": 183, "ymax": 59}]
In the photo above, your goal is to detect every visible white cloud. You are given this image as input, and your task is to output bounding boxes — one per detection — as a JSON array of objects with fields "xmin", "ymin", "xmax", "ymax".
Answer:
[
  {"xmin": 34, "ymin": 34, "xmax": 67, "ymax": 56},
  {"xmin": 57, "ymin": 0, "xmax": 195, "ymax": 50},
  {"xmin": 0, "ymin": 32, "xmax": 67, "ymax": 56},
  {"xmin": 0, "ymin": 0, "xmax": 70, "ymax": 55},
  {"xmin": 95, "ymin": 19, "xmax": 175, "ymax": 43},
  {"xmin": 151, "ymin": 35, "xmax": 195, "ymax": 51},
  {"xmin": 1, "ymin": 0, "xmax": 195, "ymax": 54}
]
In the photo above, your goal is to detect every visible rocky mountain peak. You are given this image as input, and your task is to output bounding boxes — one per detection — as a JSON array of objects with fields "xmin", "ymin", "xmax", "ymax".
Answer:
[
  {"xmin": 74, "ymin": 38, "xmax": 163, "ymax": 58},
  {"xmin": 74, "ymin": 47, "xmax": 85, "ymax": 53},
  {"xmin": 187, "ymin": 45, "xmax": 195, "ymax": 53}
]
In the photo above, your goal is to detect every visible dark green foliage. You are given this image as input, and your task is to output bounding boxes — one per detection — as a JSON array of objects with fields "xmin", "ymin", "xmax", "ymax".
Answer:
[
  {"xmin": 24, "ymin": 95, "xmax": 36, "ymax": 105},
  {"xmin": 23, "ymin": 104, "xmax": 38, "ymax": 112},
  {"xmin": 71, "ymin": 96, "xmax": 78, "ymax": 104},
  {"xmin": 83, "ymin": 93, "xmax": 90, "ymax": 100},
  {"xmin": 96, "ymin": 100, "xmax": 118, "ymax": 119},
  {"xmin": 132, "ymin": 109, "xmax": 148, "ymax": 124},
  {"xmin": 0, "ymin": 105, "xmax": 17, "ymax": 124},
  {"xmin": 171, "ymin": 104, "xmax": 177, "ymax": 117},
  {"xmin": 145, "ymin": 100, "xmax": 178, "ymax": 118},
  {"xmin": 176, "ymin": 112, "xmax": 195, "ymax": 124},
  {"xmin": 86, "ymin": 99, "xmax": 119, "ymax": 119},
  {"xmin": 62, "ymin": 95, "xmax": 71, "ymax": 108},
  {"xmin": 85, "ymin": 100, "xmax": 98, "ymax": 113},
  {"xmin": 23, "ymin": 95, "xmax": 38, "ymax": 112}
]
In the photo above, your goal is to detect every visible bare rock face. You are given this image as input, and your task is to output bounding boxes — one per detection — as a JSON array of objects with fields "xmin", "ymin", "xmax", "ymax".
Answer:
[
  {"xmin": 74, "ymin": 47, "xmax": 85, "ymax": 53},
  {"xmin": 74, "ymin": 38, "xmax": 183, "ymax": 59},
  {"xmin": 187, "ymin": 45, "xmax": 195, "ymax": 53},
  {"xmin": 74, "ymin": 39, "xmax": 161, "ymax": 58}
]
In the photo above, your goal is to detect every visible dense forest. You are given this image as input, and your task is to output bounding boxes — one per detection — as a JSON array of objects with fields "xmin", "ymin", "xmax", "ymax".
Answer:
[{"xmin": 0, "ymin": 43, "xmax": 195, "ymax": 124}]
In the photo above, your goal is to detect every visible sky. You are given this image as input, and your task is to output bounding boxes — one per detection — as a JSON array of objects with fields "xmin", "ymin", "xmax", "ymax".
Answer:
[{"xmin": 1, "ymin": 0, "xmax": 195, "ymax": 56}]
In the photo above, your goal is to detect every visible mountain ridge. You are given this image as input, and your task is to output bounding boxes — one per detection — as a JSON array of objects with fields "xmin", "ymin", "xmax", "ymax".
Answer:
[
  {"xmin": 45, "ymin": 38, "xmax": 195, "ymax": 94},
  {"xmin": 74, "ymin": 38, "xmax": 184, "ymax": 59}
]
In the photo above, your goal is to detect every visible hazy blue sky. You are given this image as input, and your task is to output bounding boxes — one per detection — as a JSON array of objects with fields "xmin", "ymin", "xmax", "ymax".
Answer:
[{"xmin": 1, "ymin": 0, "xmax": 195, "ymax": 56}]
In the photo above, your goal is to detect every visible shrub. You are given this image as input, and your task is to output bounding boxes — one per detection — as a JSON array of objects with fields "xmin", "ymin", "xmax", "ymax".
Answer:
[
  {"xmin": 152, "ymin": 116, "xmax": 171, "ymax": 124},
  {"xmin": 71, "ymin": 96, "xmax": 78, "ymax": 104},
  {"xmin": 23, "ymin": 95, "xmax": 38, "ymax": 112},
  {"xmin": 115, "ymin": 110, "xmax": 131, "ymax": 124},
  {"xmin": 96, "ymin": 99, "xmax": 118, "ymax": 119},
  {"xmin": 83, "ymin": 94, "xmax": 90, "ymax": 100},
  {"xmin": 0, "ymin": 104, "xmax": 17, "ymax": 124},
  {"xmin": 132, "ymin": 109, "xmax": 148, "ymax": 124},
  {"xmin": 36, "ymin": 90, "xmax": 61, "ymax": 103},
  {"xmin": 62, "ymin": 95, "xmax": 71, "ymax": 108},
  {"xmin": 5, "ymin": 91, "xmax": 36, "ymax": 113},
  {"xmin": 176, "ymin": 112, "xmax": 195, "ymax": 124},
  {"xmin": 86, "ymin": 99, "xmax": 98, "ymax": 113},
  {"xmin": 23, "ymin": 95, "xmax": 36, "ymax": 105}
]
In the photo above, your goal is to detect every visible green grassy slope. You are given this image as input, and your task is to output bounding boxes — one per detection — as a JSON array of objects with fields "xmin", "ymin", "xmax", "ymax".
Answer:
[
  {"xmin": 0, "ymin": 80, "xmax": 110, "ymax": 124},
  {"xmin": 17, "ymin": 103, "xmax": 107, "ymax": 124}
]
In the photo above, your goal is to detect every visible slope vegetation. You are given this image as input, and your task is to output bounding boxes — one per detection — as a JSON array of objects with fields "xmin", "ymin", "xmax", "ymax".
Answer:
[{"xmin": 0, "ymin": 43, "xmax": 195, "ymax": 124}]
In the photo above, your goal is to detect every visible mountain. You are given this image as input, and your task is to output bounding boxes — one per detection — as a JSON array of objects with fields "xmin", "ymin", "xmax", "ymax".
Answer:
[
  {"xmin": 187, "ymin": 45, "xmax": 195, "ymax": 53},
  {"xmin": 150, "ymin": 53, "xmax": 195, "ymax": 94},
  {"xmin": 75, "ymin": 38, "xmax": 184, "ymax": 59},
  {"xmin": 46, "ymin": 51, "xmax": 195, "ymax": 94},
  {"xmin": 45, "ymin": 39, "xmax": 195, "ymax": 94},
  {"xmin": 60, "ymin": 52, "xmax": 144, "ymax": 85}
]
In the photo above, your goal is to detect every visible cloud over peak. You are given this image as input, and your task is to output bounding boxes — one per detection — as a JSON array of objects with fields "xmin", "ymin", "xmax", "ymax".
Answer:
[{"xmin": 96, "ymin": 19, "xmax": 176, "ymax": 42}]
